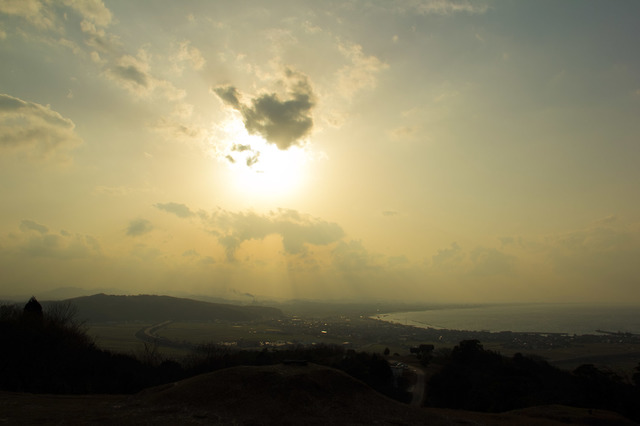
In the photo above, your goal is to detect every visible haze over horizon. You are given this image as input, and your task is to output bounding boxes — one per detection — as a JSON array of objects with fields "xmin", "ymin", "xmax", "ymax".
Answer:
[{"xmin": 1, "ymin": 1, "xmax": 639, "ymax": 304}]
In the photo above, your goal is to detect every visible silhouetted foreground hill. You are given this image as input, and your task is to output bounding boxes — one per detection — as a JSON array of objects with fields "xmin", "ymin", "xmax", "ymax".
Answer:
[
  {"xmin": 1, "ymin": 364, "xmax": 636, "ymax": 425},
  {"xmin": 133, "ymin": 363, "xmax": 426, "ymax": 425},
  {"xmin": 61, "ymin": 293, "xmax": 283, "ymax": 322},
  {"xmin": 426, "ymin": 340, "xmax": 640, "ymax": 422}
]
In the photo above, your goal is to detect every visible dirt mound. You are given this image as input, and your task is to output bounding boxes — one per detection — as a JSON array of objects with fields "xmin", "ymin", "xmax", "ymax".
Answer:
[
  {"xmin": 126, "ymin": 363, "xmax": 637, "ymax": 426},
  {"xmin": 130, "ymin": 363, "xmax": 438, "ymax": 425}
]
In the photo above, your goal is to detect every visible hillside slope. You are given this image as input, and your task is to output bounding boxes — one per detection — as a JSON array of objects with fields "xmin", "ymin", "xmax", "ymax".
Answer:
[
  {"xmin": 1, "ymin": 363, "xmax": 636, "ymax": 425},
  {"xmin": 132, "ymin": 363, "xmax": 426, "ymax": 425},
  {"xmin": 128, "ymin": 363, "xmax": 636, "ymax": 426},
  {"xmin": 57, "ymin": 293, "xmax": 283, "ymax": 322}
]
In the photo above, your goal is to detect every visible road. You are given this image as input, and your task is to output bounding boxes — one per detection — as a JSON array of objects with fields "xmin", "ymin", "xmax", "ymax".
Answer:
[
  {"xmin": 135, "ymin": 320, "xmax": 173, "ymax": 343},
  {"xmin": 409, "ymin": 366, "xmax": 425, "ymax": 406},
  {"xmin": 134, "ymin": 320, "xmax": 194, "ymax": 350}
]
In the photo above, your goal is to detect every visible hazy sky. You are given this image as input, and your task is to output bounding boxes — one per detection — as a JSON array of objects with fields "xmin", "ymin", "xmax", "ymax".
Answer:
[{"xmin": 2, "ymin": 0, "xmax": 640, "ymax": 303}]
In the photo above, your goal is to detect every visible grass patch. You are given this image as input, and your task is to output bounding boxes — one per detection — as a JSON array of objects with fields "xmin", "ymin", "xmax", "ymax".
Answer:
[{"xmin": 87, "ymin": 323, "xmax": 145, "ymax": 353}]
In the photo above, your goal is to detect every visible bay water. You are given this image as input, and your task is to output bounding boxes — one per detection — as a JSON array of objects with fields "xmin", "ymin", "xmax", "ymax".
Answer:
[{"xmin": 377, "ymin": 304, "xmax": 640, "ymax": 335}]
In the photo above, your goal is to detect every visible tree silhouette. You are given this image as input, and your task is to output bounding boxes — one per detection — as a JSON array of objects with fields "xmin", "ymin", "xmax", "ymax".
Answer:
[{"xmin": 23, "ymin": 296, "xmax": 43, "ymax": 325}]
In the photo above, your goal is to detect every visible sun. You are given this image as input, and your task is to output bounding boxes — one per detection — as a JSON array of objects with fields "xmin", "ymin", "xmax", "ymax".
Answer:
[{"xmin": 214, "ymin": 115, "xmax": 310, "ymax": 200}]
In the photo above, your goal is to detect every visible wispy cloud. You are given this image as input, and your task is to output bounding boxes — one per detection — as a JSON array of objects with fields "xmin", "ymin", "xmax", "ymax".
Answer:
[
  {"xmin": 65, "ymin": 0, "xmax": 113, "ymax": 27},
  {"xmin": 396, "ymin": 0, "xmax": 488, "ymax": 16},
  {"xmin": 154, "ymin": 202, "xmax": 195, "ymax": 218},
  {"xmin": 0, "ymin": 93, "xmax": 82, "ymax": 160},
  {"xmin": 0, "ymin": 0, "xmax": 56, "ymax": 30},
  {"xmin": 106, "ymin": 49, "xmax": 185, "ymax": 100},
  {"xmin": 171, "ymin": 40, "xmax": 205, "ymax": 73},
  {"xmin": 336, "ymin": 42, "xmax": 388, "ymax": 100},
  {"xmin": 126, "ymin": 219, "xmax": 153, "ymax": 237},
  {"xmin": 20, "ymin": 219, "xmax": 48, "ymax": 234}
]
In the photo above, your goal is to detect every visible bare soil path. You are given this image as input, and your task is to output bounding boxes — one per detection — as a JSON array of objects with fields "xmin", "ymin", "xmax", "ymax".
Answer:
[{"xmin": 409, "ymin": 365, "xmax": 425, "ymax": 406}]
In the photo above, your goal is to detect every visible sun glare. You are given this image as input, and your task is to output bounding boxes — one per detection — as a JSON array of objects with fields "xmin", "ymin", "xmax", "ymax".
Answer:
[{"xmin": 214, "ymin": 115, "xmax": 309, "ymax": 199}]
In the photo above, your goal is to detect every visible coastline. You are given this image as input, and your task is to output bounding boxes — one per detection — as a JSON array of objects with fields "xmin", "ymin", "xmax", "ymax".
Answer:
[{"xmin": 372, "ymin": 303, "xmax": 640, "ymax": 336}]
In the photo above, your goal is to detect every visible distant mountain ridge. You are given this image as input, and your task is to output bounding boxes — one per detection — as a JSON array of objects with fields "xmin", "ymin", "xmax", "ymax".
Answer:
[{"xmin": 57, "ymin": 294, "xmax": 283, "ymax": 323}]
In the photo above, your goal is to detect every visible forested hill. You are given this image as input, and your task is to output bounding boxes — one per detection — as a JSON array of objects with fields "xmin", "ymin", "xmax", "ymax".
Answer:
[{"xmin": 57, "ymin": 294, "xmax": 283, "ymax": 323}]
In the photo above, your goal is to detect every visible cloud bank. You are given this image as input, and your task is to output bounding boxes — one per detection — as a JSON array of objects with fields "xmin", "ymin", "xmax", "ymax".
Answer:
[{"xmin": 155, "ymin": 207, "xmax": 345, "ymax": 261}]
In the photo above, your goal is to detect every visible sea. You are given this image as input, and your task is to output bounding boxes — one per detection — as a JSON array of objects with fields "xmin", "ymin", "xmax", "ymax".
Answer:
[{"xmin": 376, "ymin": 304, "xmax": 640, "ymax": 336}]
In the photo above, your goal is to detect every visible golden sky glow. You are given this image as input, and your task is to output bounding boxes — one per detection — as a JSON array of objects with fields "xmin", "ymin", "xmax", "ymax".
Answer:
[
  {"xmin": 1, "ymin": 1, "xmax": 640, "ymax": 303},
  {"xmin": 214, "ymin": 113, "xmax": 311, "ymax": 201}
]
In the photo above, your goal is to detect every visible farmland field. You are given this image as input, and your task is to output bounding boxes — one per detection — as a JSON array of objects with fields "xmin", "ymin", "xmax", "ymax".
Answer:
[
  {"xmin": 85, "ymin": 319, "xmax": 640, "ymax": 379},
  {"xmin": 87, "ymin": 323, "xmax": 147, "ymax": 354},
  {"xmin": 85, "ymin": 319, "xmax": 350, "ymax": 358}
]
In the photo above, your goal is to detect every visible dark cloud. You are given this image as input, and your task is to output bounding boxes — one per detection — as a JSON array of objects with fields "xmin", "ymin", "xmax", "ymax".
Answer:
[
  {"xmin": 213, "ymin": 69, "xmax": 315, "ymax": 150},
  {"xmin": 20, "ymin": 219, "xmax": 48, "ymax": 234},
  {"xmin": 232, "ymin": 144, "xmax": 251, "ymax": 152},
  {"xmin": 246, "ymin": 152, "xmax": 260, "ymax": 166},
  {"xmin": 243, "ymin": 91, "xmax": 313, "ymax": 149},
  {"xmin": 212, "ymin": 85, "xmax": 241, "ymax": 109},
  {"xmin": 154, "ymin": 202, "xmax": 195, "ymax": 218},
  {"xmin": 201, "ymin": 208, "xmax": 344, "ymax": 261},
  {"xmin": 111, "ymin": 64, "xmax": 148, "ymax": 87},
  {"xmin": 126, "ymin": 219, "xmax": 153, "ymax": 236},
  {"xmin": 227, "ymin": 144, "xmax": 260, "ymax": 168}
]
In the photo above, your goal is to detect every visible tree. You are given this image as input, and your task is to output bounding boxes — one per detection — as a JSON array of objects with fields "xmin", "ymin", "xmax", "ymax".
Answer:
[
  {"xmin": 23, "ymin": 296, "xmax": 43, "ymax": 325},
  {"xmin": 451, "ymin": 339, "xmax": 484, "ymax": 362}
]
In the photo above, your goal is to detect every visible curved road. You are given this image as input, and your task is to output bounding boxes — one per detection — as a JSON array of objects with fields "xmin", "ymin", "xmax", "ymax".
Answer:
[
  {"xmin": 409, "ymin": 366, "xmax": 425, "ymax": 406},
  {"xmin": 135, "ymin": 320, "xmax": 173, "ymax": 343},
  {"xmin": 134, "ymin": 320, "xmax": 195, "ymax": 350}
]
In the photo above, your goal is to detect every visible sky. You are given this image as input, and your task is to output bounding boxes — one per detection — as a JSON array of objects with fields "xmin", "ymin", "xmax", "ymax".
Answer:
[{"xmin": 1, "ymin": 0, "xmax": 640, "ymax": 304}]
